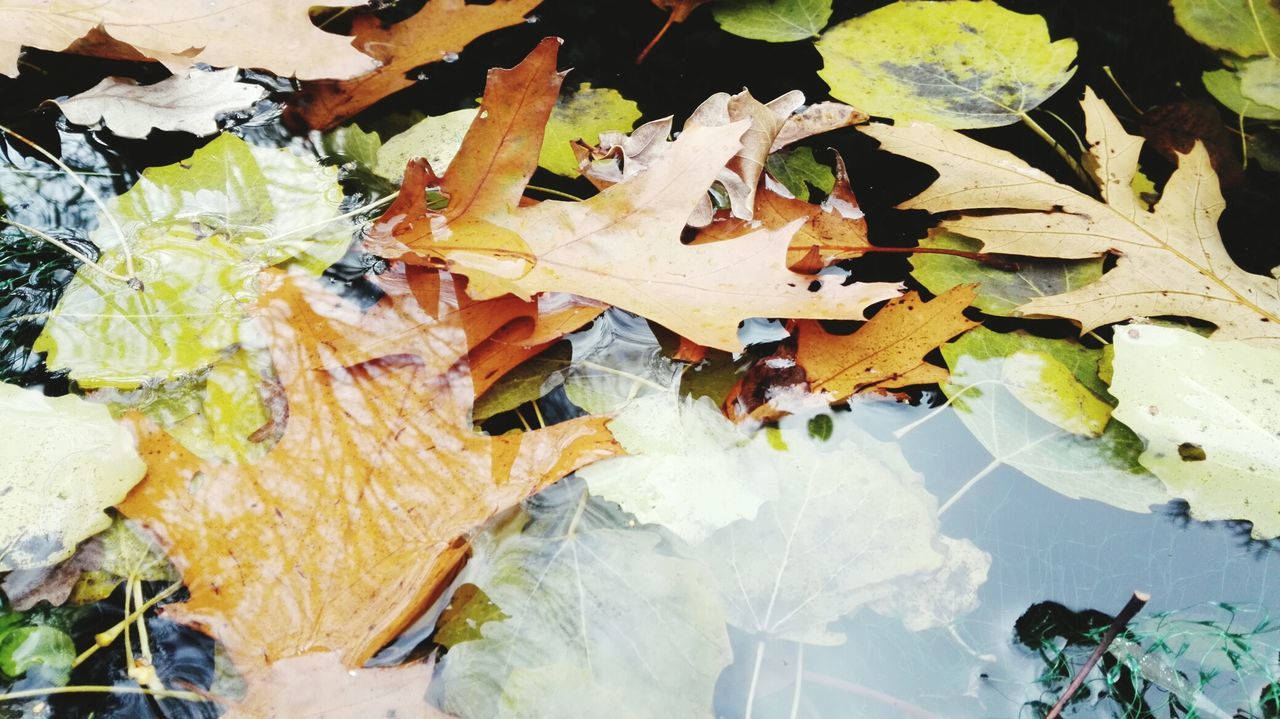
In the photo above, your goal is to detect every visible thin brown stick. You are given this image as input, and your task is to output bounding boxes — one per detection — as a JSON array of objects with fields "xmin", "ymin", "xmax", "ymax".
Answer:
[
  {"xmin": 1044, "ymin": 591, "xmax": 1151, "ymax": 719},
  {"xmin": 637, "ymin": 12, "xmax": 676, "ymax": 64}
]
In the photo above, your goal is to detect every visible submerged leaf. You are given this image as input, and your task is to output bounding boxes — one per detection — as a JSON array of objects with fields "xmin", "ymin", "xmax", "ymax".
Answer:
[
  {"xmin": 0, "ymin": 382, "xmax": 145, "ymax": 571},
  {"xmin": 1170, "ymin": 0, "xmax": 1280, "ymax": 57},
  {"xmin": 432, "ymin": 482, "xmax": 732, "ymax": 718},
  {"xmin": 1110, "ymin": 324, "xmax": 1280, "ymax": 538},
  {"xmin": 816, "ymin": 0, "xmax": 1077, "ymax": 128}
]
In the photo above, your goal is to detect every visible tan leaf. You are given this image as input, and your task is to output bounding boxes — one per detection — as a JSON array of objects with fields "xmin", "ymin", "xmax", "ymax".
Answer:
[
  {"xmin": 225, "ymin": 652, "xmax": 448, "ymax": 719},
  {"xmin": 862, "ymin": 87, "xmax": 1280, "ymax": 344}
]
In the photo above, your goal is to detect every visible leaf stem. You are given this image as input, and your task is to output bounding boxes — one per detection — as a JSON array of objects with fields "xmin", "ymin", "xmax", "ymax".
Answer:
[
  {"xmin": 0, "ymin": 123, "xmax": 138, "ymax": 281},
  {"xmin": 788, "ymin": 644, "xmax": 804, "ymax": 719},
  {"xmin": 1017, "ymin": 112, "xmax": 1093, "ymax": 189},
  {"xmin": 524, "ymin": 184, "xmax": 584, "ymax": 202},
  {"xmin": 744, "ymin": 639, "xmax": 767, "ymax": 719},
  {"xmin": 73, "ymin": 581, "xmax": 181, "ymax": 669},
  {"xmin": 1044, "ymin": 591, "xmax": 1151, "ymax": 719},
  {"xmin": 248, "ymin": 191, "xmax": 399, "ymax": 248},
  {"xmin": 0, "ymin": 685, "xmax": 207, "ymax": 704},
  {"xmin": 637, "ymin": 11, "xmax": 677, "ymax": 64},
  {"xmin": 2, "ymin": 217, "xmax": 131, "ymax": 283},
  {"xmin": 1102, "ymin": 67, "xmax": 1143, "ymax": 115}
]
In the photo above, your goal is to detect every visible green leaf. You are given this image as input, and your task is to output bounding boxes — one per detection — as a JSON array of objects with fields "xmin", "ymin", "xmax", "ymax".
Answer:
[
  {"xmin": 473, "ymin": 342, "xmax": 569, "ymax": 422},
  {"xmin": 712, "ymin": 0, "xmax": 832, "ymax": 42},
  {"xmin": 939, "ymin": 327, "xmax": 1172, "ymax": 514},
  {"xmin": 374, "ymin": 108, "xmax": 478, "ymax": 180},
  {"xmin": 764, "ymin": 146, "xmax": 835, "ymax": 201},
  {"xmin": 70, "ymin": 518, "xmax": 180, "ymax": 604},
  {"xmin": 578, "ymin": 394, "xmax": 775, "ymax": 544},
  {"xmin": 321, "ymin": 123, "xmax": 382, "ymax": 168},
  {"xmin": 433, "ymin": 584, "xmax": 508, "ymax": 649},
  {"xmin": 1203, "ymin": 68, "xmax": 1280, "ymax": 120},
  {"xmin": 815, "ymin": 0, "xmax": 1077, "ymax": 129},
  {"xmin": 1239, "ymin": 56, "xmax": 1280, "ymax": 108},
  {"xmin": 0, "ymin": 382, "xmax": 146, "ymax": 571},
  {"xmin": 540, "ymin": 83, "xmax": 642, "ymax": 177},
  {"xmin": 695, "ymin": 412, "xmax": 990, "ymax": 642},
  {"xmin": 1170, "ymin": 0, "xmax": 1280, "ymax": 58},
  {"xmin": 0, "ymin": 625, "xmax": 74, "ymax": 683},
  {"xmin": 1110, "ymin": 324, "xmax": 1280, "ymax": 538},
  {"xmin": 431, "ymin": 482, "xmax": 731, "ymax": 718},
  {"xmin": 910, "ymin": 231, "xmax": 1103, "ymax": 317},
  {"xmin": 33, "ymin": 133, "xmax": 352, "ymax": 387}
]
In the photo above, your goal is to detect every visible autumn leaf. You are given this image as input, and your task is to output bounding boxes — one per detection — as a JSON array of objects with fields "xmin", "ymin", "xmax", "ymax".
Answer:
[
  {"xmin": 862, "ymin": 88, "xmax": 1280, "ymax": 344},
  {"xmin": 289, "ymin": 0, "xmax": 542, "ymax": 129},
  {"xmin": 116, "ymin": 266, "xmax": 620, "ymax": 704},
  {"xmin": 368, "ymin": 39, "xmax": 902, "ymax": 352},
  {"xmin": 0, "ymin": 0, "xmax": 379, "ymax": 80}
]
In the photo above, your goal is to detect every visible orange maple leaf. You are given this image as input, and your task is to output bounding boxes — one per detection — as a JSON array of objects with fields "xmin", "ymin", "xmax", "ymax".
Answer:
[
  {"xmin": 368, "ymin": 38, "xmax": 902, "ymax": 353},
  {"xmin": 117, "ymin": 266, "xmax": 619, "ymax": 704}
]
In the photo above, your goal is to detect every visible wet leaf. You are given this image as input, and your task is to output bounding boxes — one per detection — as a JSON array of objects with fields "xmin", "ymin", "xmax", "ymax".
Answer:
[
  {"xmin": 1170, "ymin": 0, "xmax": 1280, "ymax": 58},
  {"xmin": 540, "ymin": 83, "xmax": 642, "ymax": 177},
  {"xmin": 1204, "ymin": 68, "xmax": 1280, "ymax": 120},
  {"xmin": 54, "ymin": 68, "xmax": 265, "ymax": 139},
  {"xmin": 562, "ymin": 310, "xmax": 684, "ymax": 415},
  {"xmin": 34, "ymin": 133, "xmax": 353, "ymax": 387},
  {"xmin": 472, "ymin": 341, "xmax": 570, "ymax": 421},
  {"xmin": 816, "ymin": 0, "xmax": 1077, "ymax": 128},
  {"xmin": 290, "ymin": 0, "xmax": 542, "ymax": 129},
  {"xmin": 229, "ymin": 652, "xmax": 446, "ymax": 719},
  {"xmin": 795, "ymin": 285, "xmax": 980, "ymax": 400},
  {"xmin": 1240, "ymin": 56, "xmax": 1280, "ymax": 109},
  {"xmin": 864, "ymin": 88, "xmax": 1280, "ymax": 344},
  {"xmin": 579, "ymin": 394, "xmax": 777, "ymax": 544},
  {"xmin": 910, "ymin": 230, "xmax": 1104, "ymax": 317},
  {"xmin": 432, "ymin": 482, "xmax": 732, "ymax": 718},
  {"xmin": 0, "ymin": 0, "xmax": 379, "ymax": 80},
  {"xmin": 765, "ymin": 146, "xmax": 835, "ymax": 201},
  {"xmin": 375, "ymin": 109, "xmax": 479, "ymax": 180},
  {"xmin": 0, "ymin": 382, "xmax": 145, "ymax": 571},
  {"xmin": 939, "ymin": 327, "xmax": 1171, "ymax": 514},
  {"xmin": 368, "ymin": 40, "xmax": 902, "ymax": 352},
  {"xmin": 116, "ymin": 267, "xmax": 620, "ymax": 703},
  {"xmin": 712, "ymin": 0, "xmax": 832, "ymax": 43},
  {"xmin": 695, "ymin": 413, "xmax": 990, "ymax": 643},
  {"xmin": 1110, "ymin": 324, "xmax": 1280, "ymax": 538},
  {"xmin": 0, "ymin": 625, "xmax": 74, "ymax": 684}
]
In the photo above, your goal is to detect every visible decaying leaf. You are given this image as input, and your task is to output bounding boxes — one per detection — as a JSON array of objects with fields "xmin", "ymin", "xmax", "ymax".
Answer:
[
  {"xmin": 368, "ymin": 39, "xmax": 902, "ymax": 352},
  {"xmin": 289, "ymin": 0, "xmax": 542, "ymax": 129},
  {"xmin": 116, "ymin": 266, "xmax": 620, "ymax": 702},
  {"xmin": 0, "ymin": 382, "xmax": 145, "ymax": 571},
  {"xmin": 33, "ymin": 133, "xmax": 353, "ymax": 387},
  {"xmin": 816, "ymin": 0, "xmax": 1077, "ymax": 128},
  {"xmin": 53, "ymin": 68, "xmax": 265, "ymax": 139},
  {"xmin": 1110, "ymin": 324, "xmax": 1280, "ymax": 538},
  {"xmin": 432, "ymin": 481, "xmax": 732, "ymax": 717},
  {"xmin": 0, "ymin": 0, "xmax": 379, "ymax": 80},
  {"xmin": 939, "ymin": 327, "xmax": 1172, "ymax": 514},
  {"xmin": 863, "ymin": 88, "xmax": 1280, "ymax": 344}
]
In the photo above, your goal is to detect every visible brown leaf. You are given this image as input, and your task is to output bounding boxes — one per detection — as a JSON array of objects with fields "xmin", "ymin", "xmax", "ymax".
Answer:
[
  {"xmin": 770, "ymin": 102, "xmax": 869, "ymax": 153},
  {"xmin": 369, "ymin": 40, "xmax": 902, "ymax": 352},
  {"xmin": 116, "ymin": 266, "xmax": 620, "ymax": 704},
  {"xmin": 1140, "ymin": 99, "xmax": 1244, "ymax": 190},
  {"xmin": 289, "ymin": 0, "xmax": 543, "ymax": 129}
]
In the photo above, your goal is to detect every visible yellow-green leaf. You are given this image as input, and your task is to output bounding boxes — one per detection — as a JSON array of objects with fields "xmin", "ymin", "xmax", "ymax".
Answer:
[
  {"xmin": 712, "ymin": 0, "xmax": 832, "ymax": 42},
  {"xmin": 815, "ymin": 0, "xmax": 1077, "ymax": 129},
  {"xmin": 539, "ymin": 83, "xmax": 642, "ymax": 177},
  {"xmin": 1170, "ymin": 0, "xmax": 1280, "ymax": 58},
  {"xmin": 374, "ymin": 108, "xmax": 478, "ymax": 180}
]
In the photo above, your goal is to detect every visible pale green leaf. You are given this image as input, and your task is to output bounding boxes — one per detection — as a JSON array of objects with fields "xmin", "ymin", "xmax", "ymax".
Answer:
[
  {"xmin": 1110, "ymin": 324, "xmax": 1280, "ymax": 539},
  {"xmin": 70, "ymin": 518, "xmax": 180, "ymax": 604},
  {"xmin": 540, "ymin": 83, "xmax": 642, "ymax": 177},
  {"xmin": 321, "ymin": 123, "xmax": 383, "ymax": 168},
  {"xmin": 374, "ymin": 108, "xmax": 478, "ymax": 180},
  {"xmin": 0, "ymin": 383, "xmax": 146, "ymax": 570},
  {"xmin": 1170, "ymin": 0, "xmax": 1280, "ymax": 58},
  {"xmin": 1239, "ymin": 56, "xmax": 1280, "ymax": 108},
  {"xmin": 1203, "ymin": 68, "xmax": 1280, "ymax": 120},
  {"xmin": 432, "ymin": 482, "xmax": 731, "ymax": 718},
  {"xmin": 0, "ymin": 625, "xmax": 74, "ymax": 683},
  {"xmin": 909, "ymin": 231, "xmax": 1103, "ymax": 317},
  {"xmin": 712, "ymin": 0, "xmax": 832, "ymax": 42},
  {"xmin": 764, "ymin": 146, "xmax": 835, "ymax": 201},
  {"xmin": 940, "ymin": 328, "xmax": 1172, "ymax": 514},
  {"xmin": 815, "ymin": 0, "xmax": 1077, "ymax": 128},
  {"xmin": 33, "ymin": 133, "xmax": 352, "ymax": 387}
]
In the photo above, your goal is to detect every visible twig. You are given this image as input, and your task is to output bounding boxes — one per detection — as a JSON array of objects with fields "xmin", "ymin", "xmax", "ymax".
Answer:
[
  {"xmin": 637, "ymin": 11, "xmax": 676, "ymax": 64},
  {"xmin": 1044, "ymin": 591, "xmax": 1151, "ymax": 719},
  {"xmin": 1018, "ymin": 112, "xmax": 1094, "ymax": 190}
]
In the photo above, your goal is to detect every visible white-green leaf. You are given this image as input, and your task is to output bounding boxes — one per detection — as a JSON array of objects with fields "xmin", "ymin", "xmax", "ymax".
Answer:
[
  {"xmin": 54, "ymin": 68, "xmax": 265, "ymax": 139},
  {"xmin": 1110, "ymin": 324, "xmax": 1280, "ymax": 538},
  {"xmin": 0, "ymin": 383, "xmax": 146, "ymax": 570},
  {"xmin": 712, "ymin": 0, "xmax": 832, "ymax": 43}
]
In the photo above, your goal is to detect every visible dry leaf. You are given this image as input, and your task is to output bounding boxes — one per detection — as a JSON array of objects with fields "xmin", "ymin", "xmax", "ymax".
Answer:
[
  {"xmin": 289, "ymin": 0, "xmax": 542, "ymax": 129},
  {"xmin": 53, "ymin": 68, "xmax": 265, "ymax": 139},
  {"xmin": 0, "ymin": 0, "xmax": 378, "ymax": 80},
  {"xmin": 862, "ymin": 88, "xmax": 1280, "ymax": 344},
  {"xmin": 116, "ymin": 266, "xmax": 619, "ymax": 704},
  {"xmin": 368, "ymin": 39, "xmax": 902, "ymax": 352},
  {"xmin": 769, "ymin": 101, "xmax": 868, "ymax": 152}
]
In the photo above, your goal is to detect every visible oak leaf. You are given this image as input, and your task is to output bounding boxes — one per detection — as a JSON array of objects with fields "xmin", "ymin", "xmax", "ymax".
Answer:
[
  {"xmin": 116, "ymin": 266, "xmax": 619, "ymax": 704},
  {"xmin": 289, "ymin": 0, "xmax": 542, "ymax": 129},
  {"xmin": 0, "ymin": 0, "xmax": 378, "ymax": 80},
  {"xmin": 368, "ymin": 39, "xmax": 902, "ymax": 352},
  {"xmin": 862, "ymin": 88, "xmax": 1280, "ymax": 344}
]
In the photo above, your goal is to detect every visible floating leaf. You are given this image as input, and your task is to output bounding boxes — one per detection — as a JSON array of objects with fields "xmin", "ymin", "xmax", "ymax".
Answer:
[
  {"xmin": 765, "ymin": 146, "xmax": 835, "ymax": 201},
  {"xmin": 54, "ymin": 68, "xmax": 266, "ymax": 139},
  {"xmin": 0, "ymin": 382, "xmax": 145, "ymax": 571},
  {"xmin": 1110, "ymin": 324, "xmax": 1280, "ymax": 538},
  {"xmin": 540, "ymin": 83, "xmax": 642, "ymax": 177},
  {"xmin": 432, "ymin": 481, "xmax": 732, "ymax": 718},
  {"xmin": 909, "ymin": 230, "xmax": 1103, "ymax": 317},
  {"xmin": 375, "ymin": 108, "xmax": 479, "ymax": 180},
  {"xmin": 1204, "ymin": 68, "xmax": 1280, "ymax": 120},
  {"xmin": 1170, "ymin": 0, "xmax": 1280, "ymax": 58},
  {"xmin": 1239, "ymin": 56, "xmax": 1280, "ymax": 109},
  {"xmin": 34, "ymin": 133, "xmax": 353, "ymax": 387},
  {"xmin": 712, "ymin": 0, "xmax": 832, "ymax": 42},
  {"xmin": 939, "ymin": 327, "xmax": 1171, "ymax": 514},
  {"xmin": 816, "ymin": 0, "xmax": 1077, "ymax": 128}
]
